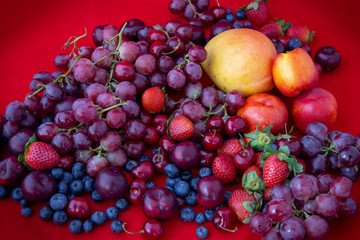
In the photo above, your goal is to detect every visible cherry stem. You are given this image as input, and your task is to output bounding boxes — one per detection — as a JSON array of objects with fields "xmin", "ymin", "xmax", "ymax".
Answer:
[
  {"xmin": 122, "ymin": 223, "xmax": 144, "ymax": 235},
  {"xmin": 29, "ymin": 55, "xmax": 83, "ymax": 98},
  {"xmin": 217, "ymin": 224, "xmax": 238, "ymax": 233},
  {"xmin": 62, "ymin": 28, "xmax": 87, "ymax": 58},
  {"xmin": 163, "ymin": 38, "xmax": 181, "ymax": 56},
  {"xmin": 216, "ymin": 0, "xmax": 220, "ymax": 7}
]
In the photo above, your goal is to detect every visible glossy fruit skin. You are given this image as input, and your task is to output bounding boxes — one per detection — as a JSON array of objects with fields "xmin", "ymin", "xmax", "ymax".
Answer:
[
  {"xmin": 170, "ymin": 141, "xmax": 201, "ymax": 169},
  {"xmin": 142, "ymin": 87, "xmax": 166, "ymax": 113},
  {"xmin": 212, "ymin": 155, "xmax": 237, "ymax": 184},
  {"xmin": 292, "ymin": 87, "xmax": 337, "ymax": 133},
  {"xmin": 233, "ymin": 147, "xmax": 254, "ymax": 169},
  {"xmin": 129, "ymin": 178, "xmax": 147, "ymax": 204},
  {"xmin": 213, "ymin": 207, "xmax": 237, "ymax": 232},
  {"xmin": 228, "ymin": 188, "xmax": 256, "ymax": 222},
  {"xmin": 66, "ymin": 197, "xmax": 92, "ymax": 219},
  {"xmin": 143, "ymin": 219, "xmax": 164, "ymax": 240},
  {"xmin": 197, "ymin": 175, "xmax": 224, "ymax": 209},
  {"xmin": 0, "ymin": 156, "xmax": 27, "ymax": 186},
  {"xmin": 272, "ymin": 48, "xmax": 319, "ymax": 97},
  {"xmin": 95, "ymin": 167, "xmax": 128, "ymax": 200},
  {"xmin": 263, "ymin": 155, "xmax": 290, "ymax": 188},
  {"xmin": 141, "ymin": 187, "xmax": 178, "ymax": 221},
  {"xmin": 21, "ymin": 171, "xmax": 56, "ymax": 202},
  {"xmin": 169, "ymin": 116, "xmax": 194, "ymax": 141},
  {"xmin": 25, "ymin": 142, "xmax": 61, "ymax": 170},
  {"xmin": 130, "ymin": 161, "xmax": 154, "ymax": 181},
  {"xmin": 315, "ymin": 46, "xmax": 341, "ymax": 72},
  {"xmin": 276, "ymin": 138, "xmax": 301, "ymax": 157},
  {"xmin": 237, "ymin": 93, "xmax": 288, "ymax": 134}
]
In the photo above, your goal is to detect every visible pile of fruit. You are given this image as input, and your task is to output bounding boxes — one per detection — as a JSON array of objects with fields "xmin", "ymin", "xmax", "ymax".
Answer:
[{"xmin": 0, "ymin": 0, "xmax": 357, "ymax": 239}]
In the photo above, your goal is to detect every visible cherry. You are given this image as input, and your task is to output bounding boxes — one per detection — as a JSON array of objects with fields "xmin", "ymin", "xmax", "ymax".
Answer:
[
  {"xmin": 200, "ymin": 149, "xmax": 216, "ymax": 167},
  {"xmin": 152, "ymin": 115, "xmax": 168, "ymax": 136},
  {"xmin": 141, "ymin": 187, "xmax": 178, "ymax": 221},
  {"xmin": 202, "ymin": 131, "xmax": 223, "ymax": 151},
  {"xmin": 225, "ymin": 116, "xmax": 247, "ymax": 137},
  {"xmin": 66, "ymin": 197, "xmax": 92, "ymax": 219},
  {"xmin": 276, "ymin": 138, "xmax": 301, "ymax": 157},
  {"xmin": 197, "ymin": 175, "xmax": 224, "ymax": 209},
  {"xmin": 170, "ymin": 141, "xmax": 201, "ymax": 169},
  {"xmin": 141, "ymin": 110, "xmax": 153, "ymax": 125},
  {"xmin": 210, "ymin": 20, "xmax": 232, "ymax": 39},
  {"xmin": 131, "ymin": 161, "xmax": 154, "ymax": 181},
  {"xmin": 144, "ymin": 126, "xmax": 160, "ymax": 146},
  {"xmin": 315, "ymin": 46, "xmax": 341, "ymax": 72},
  {"xmin": 129, "ymin": 178, "xmax": 147, "ymax": 204},
  {"xmin": 233, "ymin": 147, "xmax": 255, "ymax": 170},
  {"xmin": 209, "ymin": 6, "xmax": 226, "ymax": 21},
  {"xmin": 21, "ymin": 171, "xmax": 56, "ymax": 202},
  {"xmin": 206, "ymin": 116, "xmax": 224, "ymax": 133},
  {"xmin": 124, "ymin": 140, "xmax": 146, "ymax": 160},
  {"xmin": 143, "ymin": 219, "xmax": 164, "ymax": 240},
  {"xmin": 150, "ymin": 41, "xmax": 168, "ymax": 59},
  {"xmin": 200, "ymin": 12, "xmax": 215, "ymax": 25},
  {"xmin": 95, "ymin": 167, "xmax": 128, "ymax": 200},
  {"xmin": 0, "ymin": 156, "xmax": 27, "ymax": 186},
  {"xmin": 151, "ymin": 150, "xmax": 169, "ymax": 173},
  {"xmin": 147, "ymin": 29, "xmax": 168, "ymax": 44},
  {"xmin": 159, "ymin": 135, "xmax": 176, "ymax": 153},
  {"xmin": 213, "ymin": 207, "xmax": 238, "ymax": 232}
]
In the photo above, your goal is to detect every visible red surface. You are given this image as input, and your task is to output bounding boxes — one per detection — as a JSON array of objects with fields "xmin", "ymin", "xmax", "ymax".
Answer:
[{"xmin": 0, "ymin": 0, "xmax": 360, "ymax": 239}]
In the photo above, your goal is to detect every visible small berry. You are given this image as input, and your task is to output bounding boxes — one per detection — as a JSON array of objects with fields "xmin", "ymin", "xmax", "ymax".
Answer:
[
  {"xmin": 180, "ymin": 170, "xmax": 193, "ymax": 181},
  {"xmin": 205, "ymin": 209, "xmax": 215, "ymax": 221},
  {"xmin": 19, "ymin": 198, "xmax": 29, "ymax": 207},
  {"xmin": 196, "ymin": 226, "xmax": 209, "ymax": 239},
  {"xmin": 0, "ymin": 186, "xmax": 9, "ymax": 199},
  {"xmin": 57, "ymin": 181, "xmax": 69, "ymax": 195},
  {"xmin": 83, "ymin": 220, "xmax": 93, "ymax": 233},
  {"xmin": 91, "ymin": 190, "xmax": 104, "ymax": 202},
  {"xmin": 140, "ymin": 155, "xmax": 152, "ymax": 162},
  {"xmin": 106, "ymin": 207, "xmax": 119, "ymax": 220},
  {"xmin": 288, "ymin": 38, "xmax": 302, "ymax": 50},
  {"xmin": 69, "ymin": 180, "xmax": 84, "ymax": 195},
  {"xmin": 53, "ymin": 210, "xmax": 68, "ymax": 225},
  {"xmin": 166, "ymin": 177, "xmax": 181, "ymax": 188},
  {"xmin": 50, "ymin": 193, "xmax": 68, "ymax": 210},
  {"xmin": 39, "ymin": 205, "xmax": 54, "ymax": 221},
  {"xmin": 91, "ymin": 211, "xmax": 107, "ymax": 226},
  {"xmin": 199, "ymin": 167, "xmax": 213, "ymax": 178},
  {"xmin": 147, "ymin": 181, "xmax": 156, "ymax": 189},
  {"xmin": 174, "ymin": 181, "xmax": 190, "ymax": 197},
  {"xmin": 51, "ymin": 167, "xmax": 64, "ymax": 179},
  {"xmin": 224, "ymin": 190, "xmax": 232, "ymax": 204},
  {"xmin": 185, "ymin": 191, "xmax": 198, "ymax": 206},
  {"xmin": 21, "ymin": 207, "xmax": 33, "ymax": 217},
  {"xmin": 225, "ymin": 14, "xmax": 235, "ymax": 23},
  {"xmin": 180, "ymin": 207, "xmax": 196, "ymax": 222},
  {"xmin": 83, "ymin": 176, "xmax": 95, "ymax": 192},
  {"xmin": 61, "ymin": 172, "xmax": 73, "ymax": 184},
  {"xmin": 189, "ymin": 177, "xmax": 200, "ymax": 191},
  {"xmin": 111, "ymin": 219, "xmax": 124, "ymax": 233},
  {"xmin": 72, "ymin": 163, "xmax": 85, "ymax": 179},
  {"xmin": 235, "ymin": 9, "xmax": 246, "ymax": 19},
  {"xmin": 125, "ymin": 160, "xmax": 138, "ymax": 172},
  {"xmin": 115, "ymin": 198, "xmax": 129, "ymax": 211},
  {"xmin": 11, "ymin": 188, "xmax": 24, "ymax": 202},
  {"xmin": 233, "ymin": 21, "xmax": 243, "ymax": 29},
  {"xmin": 195, "ymin": 213, "xmax": 206, "ymax": 224},
  {"xmin": 69, "ymin": 220, "xmax": 83, "ymax": 234},
  {"xmin": 164, "ymin": 163, "xmax": 180, "ymax": 178}
]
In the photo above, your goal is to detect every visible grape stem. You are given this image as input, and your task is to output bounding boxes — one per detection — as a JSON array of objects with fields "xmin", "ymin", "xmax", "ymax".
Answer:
[
  {"xmin": 187, "ymin": 0, "xmax": 201, "ymax": 18},
  {"xmin": 97, "ymin": 101, "xmax": 127, "ymax": 114},
  {"xmin": 62, "ymin": 28, "xmax": 87, "ymax": 58},
  {"xmin": 29, "ymin": 55, "xmax": 83, "ymax": 98}
]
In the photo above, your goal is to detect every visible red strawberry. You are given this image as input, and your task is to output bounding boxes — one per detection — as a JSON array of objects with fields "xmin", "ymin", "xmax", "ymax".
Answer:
[
  {"xmin": 228, "ymin": 189, "xmax": 257, "ymax": 223},
  {"xmin": 242, "ymin": 165, "xmax": 265, "ymax": 192},
  {"xmin": 243, "ymin": 0, "xmax": 269, "ymax": 27},
  {"xmin": 296, "ymin": 158, "xmax": 306, "ymax": 174},
  {"xmin": 254, "ymin": 152, "xmax": 263, "ymax": 166},
  {"xmin": 141, "ymin": 87, "xmax": 165, "ymax": 113},
  {"xmin": 212, "ymin": 155, "xmax": 237, "ymax": 184},
  {"xmin": 25, "ymin": 142, "xmax": 60, "ymax": 170},
  {"xmin": 260, "ymin": 23, "xmax": 282, "ymax": 39},
  {"xmin": 217, "ymin": 138, "xmax": 242, "ymax": 158},
  {"xmin": 263, "ymin": 187, "xmax": 272, "ymax": 201},
  {"xmin": 169, "ymin": 115, "xmax": 194, "ymax": 141},
  {"xmin": 262, "ymin": 154, "xmax": 290, "ymax": 188},
  {"xmin": 286, "ymin": 25, "xmax": 315, "ymax": 43}
]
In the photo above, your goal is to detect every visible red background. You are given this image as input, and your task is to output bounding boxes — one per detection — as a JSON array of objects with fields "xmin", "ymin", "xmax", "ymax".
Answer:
[{"xmin": 0, "ymin": 0, "xmax": 360, "ymax": 239}]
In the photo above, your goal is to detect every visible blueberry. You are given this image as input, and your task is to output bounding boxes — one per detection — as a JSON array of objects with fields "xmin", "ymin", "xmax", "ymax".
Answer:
[
  {"xmin": 185, "ymin": 191, "xmax": 197, "ymax": 206},
  {"xmin": 140, "ymin": 155, "xmax": 151, "ymax": 162},
  {"xmin": 53, "ymin": 210, "xmax": 68, "ymax": 225},
  {"xmin": 174, "ymin": 181, "xmax": 190, "ymax": 197},
  {"xmin": 70, "ymin": 180, "xmax": 84, "ymax": 195},
  {"xmin": 11, "ymin": 187, "xmax": 24, "ymax": 202},
  {"xmin": 263, "ymin": 143, "xmax": 278, "ymax": 152},
  {"xmin": 164, "ymin": 163, "xmax": 179, "ymax": 178},
  {"xmin": 50, "ymin": 193, "xmax": 68, "ymax": 210},
  {"xmin": 244, "ymin": 21, "xmax": 252, "ymax": 26},
  {"xmin": 226, "ymin": 8, "xmax": 232, "ymax": 14},
  {"xmin": 199, "ymin": 167, "xmax": 213, "ymax": 178},
  {"xmin": 125, "ymin": 160, "xmax": 138, "ymax": 172},
  {"xmin": 61, "ymin": 172, "xmax": 73, "ymax": 184},
  {"xmin": 91, "ymin": 190, "xmax": 104, "ymax": 202},
  {"xmin": 115, "ymin": 198, "xmax": 129, "ymax": 211},
  {"xmin": 205, "ymin": 209, "xmax": 215, "ymax": 221},
  {"xmin": 83, "ymin": 176, "xmax": 95, "ymax": 192},
  {"xmin": 57, "ymin": 181, "xmax": 69, "ymax": 195},
  {"xmin": 39, "ymin": 205, "xmax": 54, "ymax": 221},
  {"xmin": 41, "ymin": 116, "xmax": 54, "ymax": 123},
  {"xmin": 225, "ymin": 14, "xmax": 235, "ymax": 23},
  {"xmin": 106, "ymin": 207, "xmax": 119, "ymax": 220},
  {"xmin": 288, "ymin": 38, "xmax": 302, "ymax": 50},
  {"xmin": 72, "ymin": 163, "xmax": 85, "ymax": 179},
  {"xmin": 189, "ymin": 177, "xmax": 200, "ymax": 191},
  {"xmin": 21, "ymin": 207, "xmax": 32, "ymax": 217},
  {"xmin": 83, "ymin": 219, "xmax": 93, "ymax": 233},
  {"xmin": 69, "ymin": 219, "xmax": 83, "ymax": 234},
  {"xmin": 224, "ymin": 190, "xmax": 232, "ymax": 204},
  {"xmin": 147, "ymin": 181, "xmax": 156, "ymax": 189},
  {"xmin": 166, "ymin": 177, "xmax": 181, "ymax": 188},
  {"xmin": 235, "ymin": 9, "xmax": 246, "ymax": 19},
  {"xmin": 180, "ymin": 170, "xmax": 192, "ymax": 181},
  {"xmin": 180, "ymin": 207, "xmax": 196, "ymax": 222},
  {"xmin": 91, "ymin": 211, "xmax": 107, "ymax": 226},
  {"xmin": 111, "ymin": 219, "xmax": 124, "ymax": 233},
  {"xmin": 0, "ymin": 186, "xmax": 8, "ymax": 199},
  {"xmin": 233, "ymin": 21, "xmax": 244, "ymax": 29},
  {"xmin": 196, "ymin": 226, "xmax": 209, "ymax": 239},
  {"xmin": 195, "ymin": 213, "xmax": 205, "ymax": 224},
  {"xmin": 67, "ymin": 194, "xmax": 75, "ymax": 201},
  {"xmin": 51, "ymin": 167, "xmax": 64, "ymax": 179},
  {"xmin": 19, "ymin": 198, "xmax": 29, "ymax": 208}
]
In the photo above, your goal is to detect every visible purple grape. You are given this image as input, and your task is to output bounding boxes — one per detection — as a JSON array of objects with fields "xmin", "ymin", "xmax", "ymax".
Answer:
[
  {"xmin": 340, "ymin": 166, "xmax": 359, "ymax": 181},
  {"xmin": 183, "ymin": 62, "xmax": 202, "ymax": 83},
  {"xmin": 149, "ymin": 71, "xmax": 167, "ymax": 88},
  {"xmin": 137, "ymin": 26, "xmax": 154, "ymax": 41},
  {"xmin": 280, "ymin": 217, "xmax": 305, "ymax": 240},
  {"xmin": 73, "ymin": 61, "xmax": 95, "ymax": 83},
  {"xmin": 51, "ymin": 132, "xmax": 73, "ymax": 154},
  {"xmin": 290, "ymin": 174, "xmax": 319, "ymax": 200},
  {"xmin": 92, "ymin": 25, "xmax": 105, "ymax": 46},
  {"xmin": 330, "ymin": 176, "xmax": 352, "ymax": 199},
  {"xmin": 225, "ymin": 90, "xmax": 245, "ymax": 115},
  {"xmin": 166, "ymin": 37, "xmax": 185, "ymax": 58},
  {"xmin": 338, "ymin": 146, "xmax": 360, "ymax": 167},
  {"xmin": 44, "ymin": 83, "xmax": 65, "ymax": 101},
  {"xmin": 74, "ymin": 150, "xmax": 94, "ymax": 164},
  {"xmin": 124, "ymin": 140, "xmax": 146, "ymax": 159},
  {"xmin": 304, "ymin": 215, "xmax": 329, "ymax": 239},
  {"xmin": 100, "ymin": 131, "xmax": 122, "ymax": 152},
  {"xmin": 106, "ymin": 109, "xmax": 126, "ymax": 129},
  {"xmin": 93, "ymin": 67, "xmax": 109, "ymax": 85},
  {"xmin": 184, "ymin": 82, "xmax": 202, "ymax": 100},
  {"xmin": 168, "ymin": 0, "xmax": 186, "ymax": 14},
  {"xmin": 24, "ymin": 95, "xmax": 41, "ymax": 116},
  {"xmin": 121, "ymin": 19, "xmax": 145, "ymax": 42},
  {"xmin": 183, "ymin": 4, "xmax": 197, "ymax": 20},
  {"xmin": 210, "ymin": 21, "xmax": 233, "ymax": 39},
  {"xmin": 270, "ymin": 184, "xmax": 294, "ymax": 203},
  {"xmin": 262, "ymin": 227, "xmax": 282, "ymax": 240},
  {"xmin": 40, "ymin": 97, "xmax": 56, "ymax": 114},
  {"xmin": 91, "ymin": 47, "xmax": 113, "ymax": 69},
  {"xmin": 333, "ymin": 133, "xmax": 355, "ymax": 151},
  {"xmin": 88, "ymin": 119, "xmax": 108, "ymax": 141},
  {"xmin": 72, "ymin": 130, "xmax": 92, "ymax": 150},
  {"xmin": 165, "ymin": 19, "xmax": 181, "ymax": 36},
  {"xmin": 122, "ymin": 100, "xmax": 140, "ymax": 119},
  {"xmin": 158, "ymin": 56, "xmax": 174, "ymax": 73},
  {"xmin": 124, "ymin": 120, "xmax": 146, "ymax": 140},
  {"xmin": 327, "ymin": 152, "xmax": 340, "ymax": 170},
  {"xmin": 265, "ymin": 199, "xmax": 292, "ymax": 222},
  {"xmin": 132, "ymin": 72, "xmax": 149, "ymax": 93},
  {"xmin": 78, "ymin": 46, "xmax": 94, "ymax": 59},
  {"xmin": 201, "ymin": 87, "xmax": 218, "ymax": 108},
  {"xmin": 315, "ymin": 193, "xmax": 339, "ymax": 218},
  {"xmin": 317, "ymin": 173, "xmax": 335, "ymax": 193},
  {"xmin": 6, "ymin": 101, "xmax": 25, "ymax": 122},
  {"xmin": 3, "ymin": 121, "xmax": 21, "ymax": 139},
  {"xmin": 338, "ymin": 197, "xmax": 358, "ymax": 217},
  {"xmin": 314, "ymin": 46, "xmax": 341, "ymax": 72},
  {"xmin": 107, "ymin": 149, "xmax": 127, "ymax": 168},
  {"xmin": 304, "ymin": 200, "xmax": 317, "ymax": 213},
  {"xmin": 8, "ymin": 129, "xmax": 34, "ymax": 156},
  {"xmin": 53, "ymin": 97, "xmax": 76, "ymax": 115},
  {"xmin": 299, "ymin": 135, "xmax": 322, "ymax": 157},
  {"xmin": 249, "ymin": 212, "xmax": 272, "ymax": 234},
  {"xmin": 306, "ymin": 121, "xmax": 328, "ymax": 142},
  {"xmin": 119, "ymin": 41, "xmax": 141, "ymax": 63},
  {"xmin": 167, "ymin": 69, "xmax": 186, "ymax": 91},
  {"xmin": 74, "ymin": 104, "xmax": 97, "ymax": 123},
  {"xmin": 55, "ymin": 111, "xmax": 76, "ymax": 129},
  {"xmin": 135, "ymin": 54, "xmax": 157, "ymax": 75},
  {"xmin": 182, "ymin": 101, "xmax": 204, "ymax": 122},
  {"xmin": 328, "ymin": 130, "xmax": 341, "ymax": 142},
  {"xmin": 307, "ymin": 154, "xmax": 329, "ymax": 175}
]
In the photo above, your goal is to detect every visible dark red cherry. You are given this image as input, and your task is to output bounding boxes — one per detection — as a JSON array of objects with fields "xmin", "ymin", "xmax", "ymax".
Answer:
[
  {"xmin": 143, "ymin": 219, "xmax": 164, "ymax": 240},
  {"xmin": 233, "ymin": 147, "xmax": 255, "ymax": 170},
  {"xmin": 66, "ymin": 197, "xmax": 92, "ymax": 219},
  {"xmin": 131, "ymin": 161, "xmax": 154, "ymax": 181},
  {"xmin": 206, "ymin": 116, "xmax": 224, "ymax": 133},
  {"xmin": 202, "ymin": 131, "xmax": 223, "ymax": 151},
  {"xmin": 200, "ymin": 149, "xmax": 216, "ymax": 167},
  {"xmin": 197, "ymin": 175, "xmax": 224, "ymax": 209},
  {"xmin": 129, "ymin": 178, "xmax": 147, "ymax": 204},
  {"xmin": 159, "ymin": 135, "xmax": 176, "ymax": 153},
  {"xmin": 214, "ymin": 207, "xmax": 238, "ymax": 232},
  {"xmin": 151, "ymin": 150, "xmax": 170, "ymax": 173},
  {"xmin": 152, "ymin": 115, "xmax": 168, "ymax": 136}
]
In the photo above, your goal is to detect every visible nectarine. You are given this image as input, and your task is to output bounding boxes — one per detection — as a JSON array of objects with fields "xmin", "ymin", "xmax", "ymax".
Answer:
[{"xmin": 202, "ymin": 29, "xmax": 277, "ymax": 97}]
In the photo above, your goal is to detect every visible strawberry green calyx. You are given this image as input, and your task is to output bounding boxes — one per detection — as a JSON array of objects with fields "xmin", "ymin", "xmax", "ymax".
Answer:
[
  {"xmin": 245, "ymin": 125, "xmax": 275, "ymax": 152},
  {"xmin": 274, "ymin": 18, "xmax": 292, "ymax": 34},
  {"xmin": 242, "ymin": 171, "xmax": 265, "ymax": 193},
  {"xmin": 18, "ymin": 134, "xmax": 37, "ymax": 171},
  {"xmin": 242, "ymin": 200, "xmax": 256, "ymax": 224},
  {"xmin": 240, "ymin": 0, "xmax": 270, "ymax": 10}
]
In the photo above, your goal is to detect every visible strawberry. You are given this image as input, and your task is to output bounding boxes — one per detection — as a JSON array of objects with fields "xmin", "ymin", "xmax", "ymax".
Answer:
[
  {"xmin": 24, "ymin": 142, "xmax": 60, "ymax": 170},
  {"xmin": 242, "ymin": 0, "xmax": 269, "ymax": 27},
  {"xmin": 260, "ymin": 23, "xmax": 282, "ymax": 39},
  {"xmin": 262, "ymin": 154, "xmax": 290, "ymax": 188},
  {"xmin": 286, "ymin": 25, "xmax": 315, "ymax": 43},
  {"xmin": 242, "ymin": 165, "xmax": 265, "ymax": 193},
  {"xmin": 296, "ymin": 158, "xmax": 306, "ymax": 174},
  {"xmin": 141, "ymin": 87, "xmax": 165, "ymax": 114},
  {"xmin": 263, "ymin": 187, "xmax": 272, "ymax": 201},
  {"xmin": 228, "ymin": 189, "xmax": 257, "ymax": 223},
  {"xmin": 168, "ymin": 115, "xmax": 194, "ymax": 141},
  {"xmin": 212, "ymin": 155, "xmax": 237, "ymax": 184},
  {"xmin": 217, "ymin": 138, "xmax": 242, "ymax": 158},
  {"xmin": 254, "ymin": 152, "xmax": 263, "ymax": 166}
]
